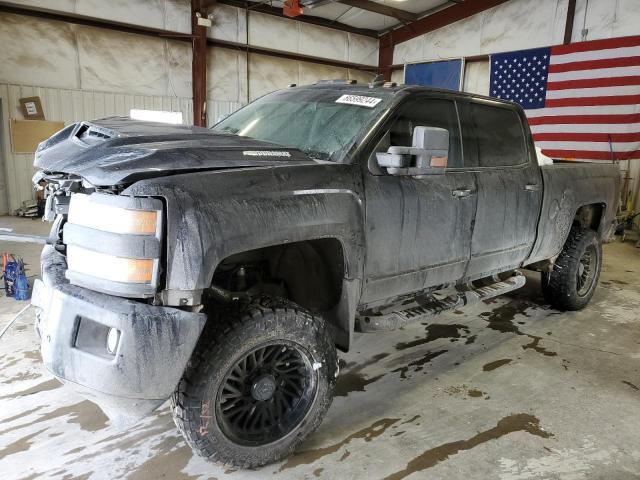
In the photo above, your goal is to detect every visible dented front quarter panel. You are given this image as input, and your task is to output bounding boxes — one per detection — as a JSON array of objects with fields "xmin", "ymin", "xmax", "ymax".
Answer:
[{"xmin": 124, "ymin": 161, "xmax": 366, "ymax": 299}]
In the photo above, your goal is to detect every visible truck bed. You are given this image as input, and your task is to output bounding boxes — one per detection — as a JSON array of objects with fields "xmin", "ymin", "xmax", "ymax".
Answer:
[{"xmin": 525, "ymin": 162, "xmax": 620, "ymax": 265}]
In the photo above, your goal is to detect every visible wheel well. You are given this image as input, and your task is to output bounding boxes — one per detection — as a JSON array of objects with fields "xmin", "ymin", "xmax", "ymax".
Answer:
[
  {"xmin": 211, "ymin": 238, "xmax": 345, "ymax": 313},
  {"xmin": 573, "ymin": 203, "xmax": 605, "ymax": 233}
]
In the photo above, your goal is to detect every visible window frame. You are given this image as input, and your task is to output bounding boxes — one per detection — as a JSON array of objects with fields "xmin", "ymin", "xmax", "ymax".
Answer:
[
  {"xmin": 360, "ymin": 93, "xmax": 467, "ymax": 173},
  {"xmin": 456, "ymin": 98, "xmax": 531, "ymax": 171}
]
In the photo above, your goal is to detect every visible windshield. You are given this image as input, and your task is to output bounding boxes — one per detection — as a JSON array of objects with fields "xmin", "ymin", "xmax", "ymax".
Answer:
[{"xmin": 212, "ymin": 88, "xmax": 392, "ymax": 162}]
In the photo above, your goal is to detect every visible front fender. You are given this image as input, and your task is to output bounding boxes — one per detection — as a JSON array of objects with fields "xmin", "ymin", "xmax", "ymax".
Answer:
[{"xmin": 124, "ymin": 163, "xmax": 365, "ymax": 300}]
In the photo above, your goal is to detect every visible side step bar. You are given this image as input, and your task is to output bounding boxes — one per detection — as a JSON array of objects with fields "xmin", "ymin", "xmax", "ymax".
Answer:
[{"xmin": 356, "ymin": 272, "xmax": 526, "ymax": 333}]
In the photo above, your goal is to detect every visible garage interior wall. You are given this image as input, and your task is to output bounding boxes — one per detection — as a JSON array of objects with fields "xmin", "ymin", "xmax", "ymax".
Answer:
[
  {"xmin": 0, "ymin": 0, "xmax": 378, "ymax": 215},
  {"xmin": 391, "ymin": 0, "xmax": 640, "ymax": 213},
  {"xmin": 207, "ymin": 4, "xmax": 377, "ymax": 125}
]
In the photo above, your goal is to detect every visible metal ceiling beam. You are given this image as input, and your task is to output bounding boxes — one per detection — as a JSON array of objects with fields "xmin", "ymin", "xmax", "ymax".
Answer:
[
  {"xmin": 217, "ymin": 0, "xmax": 378, "ymax": 38},
  {"xmin": 336, "ymin": 0, "xmax": 418, "ymax": 23},
  {"xmin": 207, "ymin": 37, "xmax": 378, "ymax": 72},
  {"xmin": 381, "ymin": 0, "xmax": 511, "ymax": 45}
]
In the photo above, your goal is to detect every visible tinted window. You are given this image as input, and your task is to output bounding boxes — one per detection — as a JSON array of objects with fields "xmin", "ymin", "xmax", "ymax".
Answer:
[
  {"xmin": 468, "ymin": 103, "xmax": 526, "ymax": 167},
  {"xmin": 387, "ymin": 98, "xmax": 462, "ymax": 168}
]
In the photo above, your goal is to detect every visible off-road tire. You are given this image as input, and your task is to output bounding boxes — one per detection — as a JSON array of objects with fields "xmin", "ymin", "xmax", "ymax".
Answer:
[
  {"xmin": 171, "ymin": 297, "xmax": 338, "ymax": 468},
  {"xmin": 541, "ymin": 227, "xmax": 602, "ymax": 311}
]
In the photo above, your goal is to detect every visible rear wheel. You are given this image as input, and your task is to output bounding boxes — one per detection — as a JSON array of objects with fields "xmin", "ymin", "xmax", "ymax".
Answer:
[
  {"xmin": 541, "ymin": 227, "xmax": 602, "ymax": 311},
  {"xmin": 171, "ymin": 298, "xmax": 337, "ymax": 468}
]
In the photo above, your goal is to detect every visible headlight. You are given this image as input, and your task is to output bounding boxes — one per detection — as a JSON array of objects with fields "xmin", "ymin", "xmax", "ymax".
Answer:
[
  {"xmin": 64, "ymin": 193, "xmax": 163, "ymax": 297},
  {"xmin": 68, "ymin": 193, "xmax": 159, "ymax": 235},
  {"xmin": 67, "ymin": 245, "xmax": 155, "ymax": 283}
]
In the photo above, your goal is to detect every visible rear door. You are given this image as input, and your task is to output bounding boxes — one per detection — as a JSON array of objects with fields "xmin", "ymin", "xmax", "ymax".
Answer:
[{"xmin": 459, "ymin": 99, "xmax": 542, "ymax": 278}]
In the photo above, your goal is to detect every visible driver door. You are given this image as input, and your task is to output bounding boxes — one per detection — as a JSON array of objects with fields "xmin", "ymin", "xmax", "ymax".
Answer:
[{"xmin": 360, "ymin": 97, "xmax": 477, "ymax": 305}]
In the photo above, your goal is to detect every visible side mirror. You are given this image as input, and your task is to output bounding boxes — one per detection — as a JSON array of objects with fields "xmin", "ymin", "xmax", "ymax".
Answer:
[
  {"xmin": 376, "ymin": 126, "xmax": 449, "ymax": 176},
  {"xmin": 376, "ymin": 151, "xmax": 411, "ymax": 169}
]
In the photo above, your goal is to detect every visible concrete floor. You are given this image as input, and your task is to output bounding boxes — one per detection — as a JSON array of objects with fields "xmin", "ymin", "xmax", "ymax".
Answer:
[{"xmin": 1, "ymin": 216, "xmax": 640, "ymax": 480}]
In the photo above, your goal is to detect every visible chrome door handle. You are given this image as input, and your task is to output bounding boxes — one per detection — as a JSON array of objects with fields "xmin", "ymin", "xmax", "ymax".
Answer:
[
  {"xmin": 452, "ymin": 189, "xmax": 474, "ymax": 198},
  {"xmin": 524, "ymin": 184, "xmax": 541, "ymax": 192}
]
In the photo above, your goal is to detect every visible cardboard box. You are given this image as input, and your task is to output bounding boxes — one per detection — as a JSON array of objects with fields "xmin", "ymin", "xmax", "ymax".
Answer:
[{"xmin": 19, "ymin": 96, "xmax": 45, "ymax": 120}]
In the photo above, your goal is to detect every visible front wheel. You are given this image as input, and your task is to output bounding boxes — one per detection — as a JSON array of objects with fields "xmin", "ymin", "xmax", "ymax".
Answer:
[
  {"xmin": 541, "ymin": 227, "xmax": 602, "ymax": 311},
  {"xmin": 171, "ymin": 298, "xmax": 337, "ymax": 468}
]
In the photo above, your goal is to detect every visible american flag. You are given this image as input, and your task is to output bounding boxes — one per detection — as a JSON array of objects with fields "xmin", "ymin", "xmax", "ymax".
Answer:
[{"xmin": 490, "ymin": 36, "xmax": 640, "ymax": 161}]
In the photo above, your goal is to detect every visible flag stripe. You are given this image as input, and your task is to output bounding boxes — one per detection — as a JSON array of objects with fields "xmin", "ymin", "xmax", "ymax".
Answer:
[
  {"xmin": 548, "ymin": 56, "xmax": 640, "ymax": 73},
  {"xmin": 530, "ymin": 122, "xmax": 640, "ymax": 134},
  {"xmin": 545, "ymin": 94, "xmax": 640, "ymax": 107},
  {"xmin": 536, "ymin": 141, "xmax": 639, "ymax": 152},
  {"xmin": 540, "ymin": 149, "xmax": 640, "ymax": 160},
  {"xmin": 533, "ymin": 132, "xmax": 640, "ymax": 142},
  {"xmin": 526, "ymin": 104, "xmax": 640, "ymax": 118},
  {"xmin": 547, "ymin": 76, "xmax": 640, "ymax": 90},
  {"xmin": 527, "ymin": 113, "xmax": 640, "ymax": 125},
  {"xmin": 546, "ymin": 85, "xmax": 640, "ymax": 99},
  {"xmin": 551, "ymin": 35, "xmax": 640, "ymax": 55},
  {"xmin": 550, "ymin": 46, "xmax": 640, "ymax": 65},
  {"xmin": 548, "ymin": 66, "xmax": 640, "ymax": 82}
]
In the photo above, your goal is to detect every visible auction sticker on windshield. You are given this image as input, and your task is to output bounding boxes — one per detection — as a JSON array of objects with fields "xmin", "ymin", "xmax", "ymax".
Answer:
[{"xmin": 335, "ymin": 95, "xmax": 382, "ymax": 108}]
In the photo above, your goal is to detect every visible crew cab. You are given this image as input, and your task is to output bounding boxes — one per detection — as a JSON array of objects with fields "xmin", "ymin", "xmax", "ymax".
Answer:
[{"xmin": 31, "ymin": 82, "xmax": 619, "ymax": 467}]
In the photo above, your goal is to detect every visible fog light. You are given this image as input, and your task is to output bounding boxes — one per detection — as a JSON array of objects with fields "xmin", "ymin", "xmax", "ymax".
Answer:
[{"xmin": 106, "ymin": 328, "xmax": 120, "ymax": 354}]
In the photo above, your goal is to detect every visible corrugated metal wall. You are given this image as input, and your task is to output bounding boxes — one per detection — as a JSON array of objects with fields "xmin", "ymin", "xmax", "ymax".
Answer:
[
  {"xmin": 0, "ymin": 83, "xmax": 193, "ymax": 214},
  {"xmin": 206, "ymin": 99, "xmax": 244, "ymax": 127},
  {"xmin": 0, "ymin": 5, "xmax": 378, "ymax": 214}
]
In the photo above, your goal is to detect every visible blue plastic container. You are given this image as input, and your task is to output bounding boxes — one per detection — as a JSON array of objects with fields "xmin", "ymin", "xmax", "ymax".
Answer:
[{"xmin": 14, "ymin": 260, "xmax": 30, "ymax": 301}]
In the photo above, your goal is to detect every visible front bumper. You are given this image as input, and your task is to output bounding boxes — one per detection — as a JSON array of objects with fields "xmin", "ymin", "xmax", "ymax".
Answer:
[{"xmin": 32, "ymin": 245, "xmax": 206, "ymax": 424}]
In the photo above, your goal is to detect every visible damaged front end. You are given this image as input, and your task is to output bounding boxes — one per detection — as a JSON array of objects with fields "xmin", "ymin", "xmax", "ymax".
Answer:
[{"xmin": 31, "ymin": 126, "xmax": 207, "ymax": 425}]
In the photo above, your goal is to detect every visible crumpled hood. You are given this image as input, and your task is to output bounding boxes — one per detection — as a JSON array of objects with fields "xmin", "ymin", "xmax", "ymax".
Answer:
[{"xmin": 34, "ymin": 117, "xmax": 318, "ymax": 186}]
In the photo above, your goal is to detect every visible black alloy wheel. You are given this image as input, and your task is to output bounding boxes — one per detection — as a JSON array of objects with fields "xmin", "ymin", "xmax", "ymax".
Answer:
[
  {"xmin": 216, "ymin": 342, "xmax": 317, "ymax": 446},
  {"xmin": 542, "ymin": 227, "xmax": 602, "ymax": 311},
  {"xmin": 171, "ymin": 297, "xmax": 337, "ymax": 468}
]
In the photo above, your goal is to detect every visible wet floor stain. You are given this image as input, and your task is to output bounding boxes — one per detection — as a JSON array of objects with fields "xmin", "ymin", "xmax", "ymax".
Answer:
[
  {"xmin": 483, "ymin": 359, "xmax": 512, "ymax": 371},
  {"xmin": 46, "ymin": 400, "xmax": 109, "ymax": 432},
  {"xmin": 382, "ymin": 414, "xmax": 552, "ymax": 480},
  {"xmin": 22, "ymin": 349, "xmax": 42, "ymax": 362},
  {"xmin": 467, "ymin": 388, "xmax": 485, "ymax": 398},
  {"xmin": 1, "ymin": 356, "xmax": 21, "ymax": 369},
  {"xmin": 444, "ymin": 385, "xmax": 487, "ymax": 399},
  {"xmin": 522, "ymin": 336, "xmax": 558, "ymax": 357},
  {"xmin": 1, "ymin": 371, "xmax": 42, "ymax": 384},
  {"xmin": 401, "ymin": 415, "xmax": 421, "ymax": 425},
  {"xmin": 479, "ymin": 300, "xmax": 533, "ymax": 334},
  {"xmin": 392, "ymin": 350, "xmax": 447, "ymax": 379},
  {"xmin": 279, "ymin": 418, "xmax": 399, "ymax": 471},
  {"xmin": 0, "ymin": 427, "xmax": 48, "ymax": 458},
  {"xmin": 313, "ymin": 467, "xmax": 324, "ymax": 477},
  {"xmin": 2, "ymin": 406, "xmax": 42, "ymax": 424},
  {"xmin": 395, "ymin": 324, "xmax": 473, "ymax": 351},
  {"xmin": 125, "ymin": 436, "xmax": 195, "ymax": 480},
  {"xmin": 0, "ymin": 378, "xmax": 61, "ymax": 400},
  {"xmin": 334, "ymin": 353, "xmax": 390, "ymax": 397},
  {"xmin": 479, "ymin": 300, "xmax": 560, "ymax": 358},
  {"xmin": 622, "ymin": 380, "xmax": 639, "ymax": 391},
  {"xmin": 0, "ymin": 400, "xmax": 108, "ymax": 436}
]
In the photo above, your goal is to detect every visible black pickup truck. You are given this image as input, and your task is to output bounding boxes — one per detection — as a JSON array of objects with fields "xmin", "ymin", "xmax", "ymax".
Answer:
[{"xmin": 31, "ymin": 83, "xmax": 619, "ymax": 467}]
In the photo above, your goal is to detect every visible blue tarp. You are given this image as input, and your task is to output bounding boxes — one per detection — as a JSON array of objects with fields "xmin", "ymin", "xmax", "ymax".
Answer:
[{"xmin": 405, "ymin": 59, "xmax": 463, "ymax": 91}]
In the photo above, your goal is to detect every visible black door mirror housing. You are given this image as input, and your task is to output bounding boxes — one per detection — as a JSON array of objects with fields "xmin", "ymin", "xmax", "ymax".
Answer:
[{"xmin": 376, "ymin": 126, "xmax": 449, "ymax": 176}]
